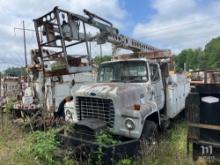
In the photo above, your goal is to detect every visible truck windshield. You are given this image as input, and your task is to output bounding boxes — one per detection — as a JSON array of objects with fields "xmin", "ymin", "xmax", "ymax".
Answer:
[{"xmin": 97, "ymin": 61, "xmax": 148, "ymax": 83}]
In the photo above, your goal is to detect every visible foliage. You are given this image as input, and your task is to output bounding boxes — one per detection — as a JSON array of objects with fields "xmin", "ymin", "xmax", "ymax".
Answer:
[
  {"xmin": 175, "ymin": 36, "xmax": 220, "ymax": 70},
  {"xmin": 1, "ymin": 113, "xmax": 192, "ymax": 165},
  {"xmin": 204, "ymin": 36, "xmax": 220, "ymax": 69},
  {"xmin": 0, "ymin": 114, "xmax": 74, "ymax": 164},
  {"xmin": 4, "ymin": 67, "xmax": 27, "ymax": 77},
  {"xmin": 25, "ymin": 129, "xmax": 74, "ymax": 165},
  {"xmin": 117, "ymin": 158, "xmax": 134, "ymax": 165},
  {"xmin": 175, "ymin": 48, "xmax": 203, "ymax": 71},
  {"xmin": 0, "ymin": 115, "xmax": 40, "ymax": 165},
  {"xmin": 138, "ymin": 120, "xmax": 193, "ymax": 165},
  {"xmin": 62, "ymin": 156, "xmax": 76, "ymax": 165},
  {"xmin": 96, "ymin": 131, "xmax": 119, "ymax": 146},
  {"xmin": 26, "ymin": 129, "xmax": 59, "ymax": 164},
  {"xmin": 94, "ymin": 55, "xmax": 112, "ymax": 66},
  {"xmin": 94, "ymin": 131, "xmax": 120, "ymax": 164},
  {"xmin": 4, "ymin": 97, "xmax": 17, "ymax": 112}
]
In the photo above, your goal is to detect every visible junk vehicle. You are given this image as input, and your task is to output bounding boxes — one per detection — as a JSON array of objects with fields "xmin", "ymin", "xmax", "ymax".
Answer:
[
  {"xmin": 74, "ymin": 51, "xmax": 190, "ymax": 139},
  {"xmin": 189, "ymin": 70, "xmax": 220, "ymax": 85},
  {"xmin": 59, "ymin": 51, "xmax": 190, "ymax": 163},
  {"xmin": 30, "ymin": 6, "xmax": 158, "ymax": 125},
  {"xmin": 0, "ymin": 76, "xmax": 21, "ymax": 120},
  {"xmin": 0, "ymin": 76, "xmax": 22, "ymax": 131},
  {"xmin": 13, "ymin": 48, "xmax": 95, "ymax": 125},
  {"xmin": 32, "ymin": 7, "xmax": 190, "ymax": 162},
  {"xmin": 0, "ymin": 76, "xmax": 21, "ymax": 109},
  {"xmin": 186, "ymin": 70, "xmax": 220, "ymax": 163}
]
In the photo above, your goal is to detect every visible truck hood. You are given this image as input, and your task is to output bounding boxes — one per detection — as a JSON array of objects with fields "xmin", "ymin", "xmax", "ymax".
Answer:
[{"xmin": 75, "ymin": 83, "xmax": 148, "ymax": 106}]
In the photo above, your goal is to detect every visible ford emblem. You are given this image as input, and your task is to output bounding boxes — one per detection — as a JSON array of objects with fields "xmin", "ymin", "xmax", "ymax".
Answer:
[{"xmin": 90, "ymin": 92, "xmax": 96, "ymax": 96}]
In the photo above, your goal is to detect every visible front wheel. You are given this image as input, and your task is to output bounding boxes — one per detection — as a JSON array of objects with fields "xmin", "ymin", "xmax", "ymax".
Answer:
[{"xmin": 141, "ymin": 120, "xmax": 158, "ymax": 143}]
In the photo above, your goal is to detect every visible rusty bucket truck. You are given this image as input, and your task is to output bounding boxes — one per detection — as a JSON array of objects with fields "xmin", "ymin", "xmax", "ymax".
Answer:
[
  {"xmin": 74, "ymin": 51, "xmax": 190, "ymax": 139},
  {"xmin": 67, "ymin": 50, "xmax": 190, "ymax": 163},
  {"xmin": 32, "ymin": 7, "xmax": 190, "ymax": 162}
]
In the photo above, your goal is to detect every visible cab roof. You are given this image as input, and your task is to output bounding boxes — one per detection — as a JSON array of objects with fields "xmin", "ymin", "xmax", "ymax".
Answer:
[{"xmin": 101, "ymin": 58, "xmax": 155, "ymax": 65}]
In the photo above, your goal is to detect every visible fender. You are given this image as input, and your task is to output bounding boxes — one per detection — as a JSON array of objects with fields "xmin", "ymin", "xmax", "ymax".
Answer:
[
  {"xmin": 144, "ymin": 111, "xmax": 161, "ymax": 126},
  {"xmin": 142, "ymin": 102, "xmax": 161, "ymax": 127}
]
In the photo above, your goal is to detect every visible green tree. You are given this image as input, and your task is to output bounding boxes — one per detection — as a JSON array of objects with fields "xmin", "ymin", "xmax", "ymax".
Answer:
[
  {"xmin": 94, "ymin": 55, "xmax": 112, "ymax": 66},
  {"xmin": 175, "ymin": 48, "xmax": 202, "ymax": 71},
  {"xmin": 4, "ymin": 67, "xmax": 27, "ymax": 77},
  {"xmin": 204, "ymin": 36, "xmax": 220, "ymax": 69},
  {"xmin": 197, "ymin": 52, "xmax": 208, "ymax": 70},
  {"xmin": 174, "ymin": 50, "xmax": 187, "ymax": 70}
]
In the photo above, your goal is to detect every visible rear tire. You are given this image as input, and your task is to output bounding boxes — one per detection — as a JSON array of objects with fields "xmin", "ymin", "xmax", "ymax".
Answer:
[{"xmin": 141, "ymin": 120, "xmax": 158, "ymax": 142}]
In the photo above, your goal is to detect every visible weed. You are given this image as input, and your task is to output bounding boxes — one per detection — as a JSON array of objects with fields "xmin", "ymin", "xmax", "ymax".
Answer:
[
  {"xmin": 63, "ymin": 155, "xmax": 76, "ymax": 165},
  {"xmin": 138, "ymin": 120, "xmax": 193, "ymax": 165},
  {"xmin": 117, "ymin": 158, "xmax": 134, "ymax": 165},
  {"xmin": 26, "ymin": 129, "xmax": 59, "ymax": 164},
  {"xmin": 4, "ymin": 97, "xmax": 17, "ymax": 113},
  {"xmin": 0, "ymin": 112, "xmax": 193, "ymax": 164},
  {"xmin": 96, "ymin": 131, "xmax": 119, "ymax": 146},
  {"xmin": 0, "ymin": 117, "xmax": 39, "ymax": 165},
  {"xmin": 93, "ymin": 131, "xmax": 120, "ymax": 164}
]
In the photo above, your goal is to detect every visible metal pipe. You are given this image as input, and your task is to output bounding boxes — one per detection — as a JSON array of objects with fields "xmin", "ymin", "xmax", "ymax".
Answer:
[
  {"xmin": 23, "ymin": 21, "xmax": 27, "ymax": 67},
  {"xmin": 83, "ymin": 22, "xmax": 91, "ymax": 64},
  {"xmin": 55, "ymin": 7, "xmax": 69, "ymax": 70}
]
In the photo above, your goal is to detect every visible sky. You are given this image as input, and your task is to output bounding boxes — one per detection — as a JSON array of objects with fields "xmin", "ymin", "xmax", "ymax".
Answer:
[{"xmin": 0, "ymin": 0, "xmax": 220, "ymax": 70}]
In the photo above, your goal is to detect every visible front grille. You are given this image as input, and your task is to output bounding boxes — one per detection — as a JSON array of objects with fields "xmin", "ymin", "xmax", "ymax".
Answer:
[{"xmin": 75, "ymin": 97, "xmax": 115, "ymax": 128}]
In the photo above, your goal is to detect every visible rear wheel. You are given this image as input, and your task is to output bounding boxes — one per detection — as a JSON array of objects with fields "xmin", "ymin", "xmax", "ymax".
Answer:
[{"xmin": 141, "ymin": 120, "xmax": 158, "ymax": 143}]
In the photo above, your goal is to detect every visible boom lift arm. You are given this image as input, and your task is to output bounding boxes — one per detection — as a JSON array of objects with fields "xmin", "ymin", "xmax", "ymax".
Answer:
[
  {"xmin": 31, "ymin": 7, "xmax": 172, "ymax": 128},
  {"xmin": 33, "ymin": 7, "xmax": 159, "ymax": 76}
]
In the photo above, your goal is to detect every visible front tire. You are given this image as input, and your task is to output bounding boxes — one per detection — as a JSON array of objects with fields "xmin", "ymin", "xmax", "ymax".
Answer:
[{"xmin": 141, "ymin": 120, "xmax": 158, "ymax": 142}]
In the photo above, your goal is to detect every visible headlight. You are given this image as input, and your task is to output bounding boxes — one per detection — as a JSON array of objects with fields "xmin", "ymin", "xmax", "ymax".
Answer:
[{"xmin": 125, "ymin": 118, "xmax": 135, "ymax": 130}]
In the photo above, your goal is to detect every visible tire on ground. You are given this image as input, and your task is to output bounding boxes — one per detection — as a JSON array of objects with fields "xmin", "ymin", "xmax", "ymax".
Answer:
[{"xmin": 141, "ymin": 120, "xmax": 158, "ymax": 141}]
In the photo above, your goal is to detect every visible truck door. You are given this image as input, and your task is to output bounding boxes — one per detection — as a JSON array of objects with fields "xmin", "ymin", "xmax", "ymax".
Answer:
[{"xmin": 149, "ymin": 63, "xmax": 165, "ymax": 110}]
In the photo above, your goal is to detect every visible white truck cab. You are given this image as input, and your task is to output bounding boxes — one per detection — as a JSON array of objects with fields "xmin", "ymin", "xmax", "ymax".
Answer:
[{"xmin": 74, "ymin": 58, "xmax": 190, "ymax": 139}]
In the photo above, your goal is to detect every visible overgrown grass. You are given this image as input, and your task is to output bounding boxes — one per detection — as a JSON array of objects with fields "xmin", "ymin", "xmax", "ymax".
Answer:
[
  {"xmin": 4, "ymin": 97, "xmax": 17, "ymax": 113},
  {"xmin": 21, "ymin": 129, "xmax": 59, "ymax": 164},
  {"xmin": 0, "ymin": 112, "xmax": 193, "ymax": 165},
  {"xmin": 138, "ymin": 119, "xmax": 193, "ymax": 165},
  {"xmin": 0, "ymin": 114, "xmax": 74, "ymax": 165},
  {"xmin": 115, "ymin": 119, "xmax": 193, "ymax": 165},
  {"xmin": 0, "ymin": 119, "xmax": 38, "ymax": 165},
  {"xmin": 96, "ymin": 131, "xmax": 119, "ymax": 146}
]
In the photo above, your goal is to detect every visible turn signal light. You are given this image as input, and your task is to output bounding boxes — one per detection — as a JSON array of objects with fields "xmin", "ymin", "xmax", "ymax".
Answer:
[{"xmin": 133, "ymin": 104, "xmax": 140, "ymax": 111}]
